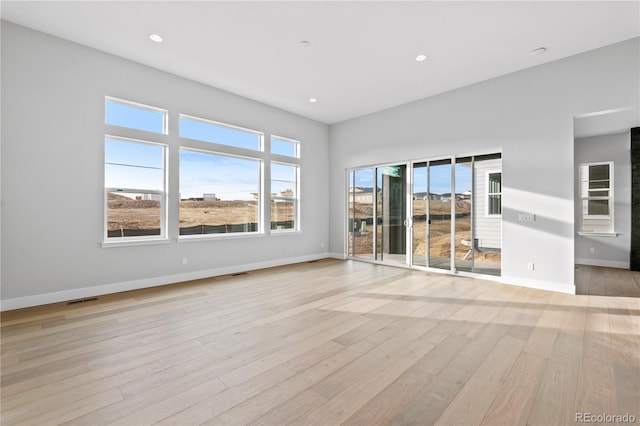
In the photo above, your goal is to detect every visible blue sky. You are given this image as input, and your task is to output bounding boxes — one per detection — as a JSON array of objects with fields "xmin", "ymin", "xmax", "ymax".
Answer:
[
  {"xmin": 180, "ymin": 117, "xmax": 259, "ymax": 151},
  {"xmin": 352, "ymin": 163, "xmax": 472, "ymax": 195},
  {"xmin": 105, "ymin": 99, "xmax": 165, "ymax": 133},
  {"xmin": 105, "ymin": 138, "xmax": 163, "ymax": 191},
  {"xmin": 105, "ymin": 100, "xmax": 297, "ymax": 200},
  {"xmin": 179, "ymin": 150, "xmax": 260, "ymax": 200},
  {"xmin": 106, "ymin": 100, "xmax": 472, "ymax": 199}
]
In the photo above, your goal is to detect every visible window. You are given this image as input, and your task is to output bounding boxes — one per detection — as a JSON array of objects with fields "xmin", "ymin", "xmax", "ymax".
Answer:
[
  {"xmin": 179, "ymin": 115, "xmax": 261, "ymax": 151},
  {"xmin": 178, "ymin": 115, "xmax": 265, "ymax": 237},
  {"xmin": 179, "ymin": 150, "xmax": 261, "ymax": 236},
  {"xmin": 271, "ymin": 162, "xmax": 299, "ymax": 232},
  {"xmin": 103, "ymin": 97, "xmax": 302, "ymax": 242},
  {"xmin": 486, "ymin": 171, "xmax": 502, "ymax": 216},
  {"xmin": 104, "ymin": 97, "xmax": 168, "ymax": 243},
  {"xmin": 580, "ymin": 162, "xmax": 614, "ymax": 233},
  {"xmin": 105, "ymin": 97, "xmax": 167, "ymax": 134},
  {"xmin": 105, "ymin": 137, "xmax": 166, "ymax": 240},
  {"xmin": 271, "ymin": 136, "xmax": 299, "ymax": 158}
]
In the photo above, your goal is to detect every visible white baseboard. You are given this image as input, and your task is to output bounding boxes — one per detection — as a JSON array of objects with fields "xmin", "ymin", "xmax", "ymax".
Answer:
[
  {"xmin": 0, "ymin": 253, "xmax": 332, "ymax": 311},
  {"xmin": 575, "ymin": 258, "xmax": 630, "ymax": 269},
  {"xmin": 329, "ymin": 252, "xmax": 346, "ymax": 259},
  {"xmin": 501, "ymin": 275, "xmax": 576, "ymax": 295}
]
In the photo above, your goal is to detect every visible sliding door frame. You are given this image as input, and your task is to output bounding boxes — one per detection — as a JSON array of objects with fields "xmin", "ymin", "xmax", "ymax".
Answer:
[{"xmin": 346, "ymin": 149, "xmax": 502, "ymax": 280}]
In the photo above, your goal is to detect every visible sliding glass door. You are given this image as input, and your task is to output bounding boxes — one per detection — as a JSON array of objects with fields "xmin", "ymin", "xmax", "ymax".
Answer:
[
  {"xmin": 348, "ymin": 168, "xmax": 374, "ymax": 259},
  {"xmin": 376, "ymin": 165, "xmax": 408, "ymax": 265},
  {"xmin": 412, "ymin": 163, "xmax": 427, "ymax": 267},
  {"xmin": 428, "ymin": 159, "xmax": 452, "ymax": 270},
  {"xmin": 348, "ymin": 153, "xmax": 501, "ymax": 277},
  {"xmin": 454, "ymin": 157, "xmax": 473, "ymax": 273},
  {"xmin": 347, "ymin": 164, "xmax": 409, "ymax": 266}
]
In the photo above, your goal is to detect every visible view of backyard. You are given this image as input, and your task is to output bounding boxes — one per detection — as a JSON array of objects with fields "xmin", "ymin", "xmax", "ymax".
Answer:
[
  {"xmin": 348, "ymin": 199, "xmax": 500, "ymax": 265},
  {"xmin": 106, "ymin": 192, "xmax": 295, "ymax": 237}
]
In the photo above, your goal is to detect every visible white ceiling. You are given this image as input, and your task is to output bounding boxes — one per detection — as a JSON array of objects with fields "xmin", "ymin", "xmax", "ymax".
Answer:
[{"xmin": 1, "ymin": 1, "xmax": 639, "ymax": 124}]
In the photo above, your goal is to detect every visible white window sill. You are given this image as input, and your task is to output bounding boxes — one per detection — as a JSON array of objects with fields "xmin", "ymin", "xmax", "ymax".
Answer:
[
  {"xmin": 178, "ymin": 232, "xmax": 266, "ymax": 243},
  {"xmin": 270, "ymin": 230, "xmax": 301, "ymax": 236},
  {"xmin": 102, "ymin": 238, "xmax": 170, "ymax": 248},
  {"xmin": 577, "ymin": 231, "xmax": 618, "ymax": 237}
]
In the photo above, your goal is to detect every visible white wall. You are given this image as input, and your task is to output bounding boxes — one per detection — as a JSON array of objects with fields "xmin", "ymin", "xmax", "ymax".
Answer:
[
  {"xmin": 1, "ymin": 22, "xmax": 330, "ymax": 309},
  {"xmin": 574, "ymin": 132, "xmax": 631, "ymax": 268},
  {"xmin": 329, "ymin": 37, "xmax": 640, "ymax": 294}
]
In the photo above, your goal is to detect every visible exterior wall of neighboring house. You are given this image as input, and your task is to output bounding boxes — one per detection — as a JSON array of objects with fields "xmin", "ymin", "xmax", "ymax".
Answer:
[{"xmin": 473, "ymin": 158, "xmax": 502, "ymax": 249}]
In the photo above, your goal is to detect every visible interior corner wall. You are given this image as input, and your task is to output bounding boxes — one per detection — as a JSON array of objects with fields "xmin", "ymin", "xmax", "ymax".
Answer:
[
  {"xmin": 574, "ymin": 132, "xmax": 631, "ymax": 268},
  {"xmin": 0, "ymin": 21, "xmax": 330, "ymax": 309},
  {"xmin": 329, "ymin": 37, "xmax": 640, "ymax": 294}
]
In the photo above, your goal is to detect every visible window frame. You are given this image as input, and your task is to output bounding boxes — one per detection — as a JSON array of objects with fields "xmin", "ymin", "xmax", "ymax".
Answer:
[
  {"xmin": 270, "ymin": 161, "xmax": 300, "ymax": 233},
  {"xmin": 485, "ymin": 170, "xmax": 502, "ymax": 217},
  {"xmin": 105, "ymin": 96, "xmax": 169, "ymax": 135},
  {"xmin": 103, "ymin": 135, "xmax": 168, "ymax": 245},
  {"xmin": 178, "ymin": 115, "xmax": 266, "ymax": 240},
  {"xmin": 579, "ymin": 161, "xmax": 615, "ymax": 234},
  {"xmin": 179, "ymin": 113, "xmax": 263, "ymax": 152},
  {"xmin": 271, "ymin": 135, "xmax": 300, "ymax": 158}
]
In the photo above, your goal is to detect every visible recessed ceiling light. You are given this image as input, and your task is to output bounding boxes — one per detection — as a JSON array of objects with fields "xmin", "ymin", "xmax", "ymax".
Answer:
[
  {"xmin": 309, "ymin": 98, "xmax": 317, "ymax": 103},
  {"xmin": 530, "ymin": 47, "xmax": 547, "ymax": 56},
  {"xmin": 416, "ymin": 54, "xmax": 427, "ymax": 62},
  {"xmin": 300, "ymin": 40, "xmax": 311, "ymax": 47},
  {"xmin": 149, "ymin": 33, "xmax": 163, "ymax": 43}
]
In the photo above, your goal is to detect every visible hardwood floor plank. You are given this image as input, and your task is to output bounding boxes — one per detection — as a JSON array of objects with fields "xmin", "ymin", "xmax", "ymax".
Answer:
[
  {"xmin": 251, "ymin": 339, "xmax": 377, "ymax": 426},
  {"xmin": 311, "ymin": 318, "xmax": 437, "ymax": 400},
  {"xmin": 16, "ymin": 387, "xmax": 124, "ymax": 426},
  {"xmin": 217, "ymin": 314, "xmax": 369, "ymax": 388},
  {"xmin": 527, "ymin": 332, "xmax": 583, "ymax": 425},
  {"xmin": 1, "ymin": 261, "xmax": 638, "ymax": 426},
  {"xmin": 391, "ymin": 322, "xmax": 510, "ymax": 426},
  {"xmin": 300, "ymin": 331, "xmax": 437, "ymax": 425},
  {"xmin": 435, "ymin": 334, "xmax": 526, "ymax": 425},
  {"xmin": 344, "ymin": 333, "xmax": 470, "ymax": 426},
  {"xmin": 2, "ymin": 361, "xmax": 163, "ymax": 424},
  {"xmin": 481, "ymin": 352, "xmax": 548, "ymax": 425}
]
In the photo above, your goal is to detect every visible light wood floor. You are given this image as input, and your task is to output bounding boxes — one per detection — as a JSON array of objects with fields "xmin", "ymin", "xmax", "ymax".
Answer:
[
  {"xmin": 1, "ymin": 259, "xmax": 639, "ymax": 425},
  {"xmin": 575, "ymin": 264, "xmax": 640, "ymax": 297}
]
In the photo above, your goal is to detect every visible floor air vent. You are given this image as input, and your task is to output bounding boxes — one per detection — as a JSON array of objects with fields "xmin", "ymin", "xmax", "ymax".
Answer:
[
  {"xmin": 231, "ymin": 272, "xmax": 248, "ymax": 276},
  {"xmin": 67, "ymin": 297, "xmax": 98, "ymax": 305}
]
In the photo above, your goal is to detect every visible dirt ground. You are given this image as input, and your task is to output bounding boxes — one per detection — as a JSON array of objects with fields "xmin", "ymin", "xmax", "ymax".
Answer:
[
  {"xmin": 108, "ymin": 197, "xmax": 499, "ymax": 265},
  {"xmin": 107, "ymin": 194, "xmax": 294, "ymax": 232},
  {"xmin": 348, "ymin": 200, "xmax": 500, "ymax": 264}
]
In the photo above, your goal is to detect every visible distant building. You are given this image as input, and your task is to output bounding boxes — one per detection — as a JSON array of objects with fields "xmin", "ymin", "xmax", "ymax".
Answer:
[
  {"xmin": 458, "ymin": 190, "xmax": 472, "ymax": 202},
  {"xmin": 203, "ymin": 193, "xmax": 217, "ymax": 201},
  {"xmin": 349, "ymin": 187, "xmax": 376, "ymax": 203},
  {"xmin": 136, "ymin": 194, "xmax": 161, "ymax": 201}
]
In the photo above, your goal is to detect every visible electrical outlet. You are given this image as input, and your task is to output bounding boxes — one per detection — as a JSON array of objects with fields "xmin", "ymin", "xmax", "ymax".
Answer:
[
  {"xmin": 589, "ymin": 247, "xmax": 595, "ymax": 254},
  {"xmin": 527, "ymin": 262, "xmax": 535, "ymax": 271},
  {"xmin": 518, "ymin": 213, "xmax": 536, "ymax": 222},
  {"xmin": 182, "ymin": 257, "xmax": 188, "ymax": 265}
]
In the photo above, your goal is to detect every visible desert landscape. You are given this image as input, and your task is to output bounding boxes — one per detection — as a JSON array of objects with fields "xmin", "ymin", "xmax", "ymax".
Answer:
[
  {"xmin": 108, "ymin": 194, "xmax": 499, "ymax": 269},
  {"xmin": 106, "ymin": 192, "xmax": 295, "ymax": 237},
  {"xmin": 348, "ymin": 199, "xmax": 500, "ymax": 265}
]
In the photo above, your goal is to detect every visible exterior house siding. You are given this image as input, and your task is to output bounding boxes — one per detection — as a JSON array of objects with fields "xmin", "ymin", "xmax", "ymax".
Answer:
[{"xmin": 473, "ymin": 158, "xmax": 502, "ymax": 249}]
